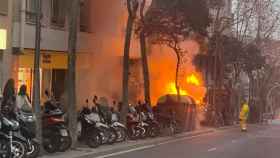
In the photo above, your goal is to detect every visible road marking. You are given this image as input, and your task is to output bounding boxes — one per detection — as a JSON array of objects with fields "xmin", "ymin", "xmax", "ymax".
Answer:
[
  {"xmin": 232, "ymin": 140, "xmax": 236, "ymax": 143},
  {"xmin": 208, "ymin": 148, "xmax": 217, "ymax": 152},
  {"xmin": 156, "ymin": 132, "xmax": 215, "ymax": 146},
  {"xmin": 76, "ymin": 127, "xmax": 241, "ymax": 158},
  {"xmin": 94, "ymin": 145, "xmax": 155, "ymax": 158}
]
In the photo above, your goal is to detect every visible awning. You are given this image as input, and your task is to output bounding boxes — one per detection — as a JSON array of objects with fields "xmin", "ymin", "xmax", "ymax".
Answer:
[{"xmin": 19, "ymin": 49, "xmax": 68, "ymax": 69}]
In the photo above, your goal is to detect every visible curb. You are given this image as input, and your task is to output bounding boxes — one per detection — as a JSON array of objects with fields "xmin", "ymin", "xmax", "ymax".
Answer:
[
  {"xmin": 41, "ymin": 126, "xmax": 239, "ymax": 158},
  {"xmin": 74, "ymin": 129, "xmax": 216, "ymax": 158}
]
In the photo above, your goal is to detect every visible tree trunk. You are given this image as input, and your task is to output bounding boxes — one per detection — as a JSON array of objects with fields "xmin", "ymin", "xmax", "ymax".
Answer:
[
  {"xmin": 67, "ymin": 0, "xmax": 79, "ymax": 148},
  {"xmin": 139, "ymin": 0, "xmax": 151, "ymax": 106},
  {"xmin": 175, "ymin": 50, "xmax": 181, "ymax": 102},
  {"xmin": 120, "ymin": 0, "xmax": 138, "ymax": 124},
  {"xmin": 33, "ymin": 0, "xmax": 42, "ymax": 148},
  {"xmin": 140, "ymin": 31, "xmax": 151, "ymax": 106}
]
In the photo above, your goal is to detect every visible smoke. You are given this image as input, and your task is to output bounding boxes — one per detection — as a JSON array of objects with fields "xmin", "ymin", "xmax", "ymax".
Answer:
[
  {"xmin": 148, "ymin": 40, "xmax": 206, "ymax": 105},
  {"xmin": 76, "ymin": 0, "xmax": 141, "ymax": 107},
  {"xmin": 76, "ymin": 1, "xmax": 206, "ymax": 110}
]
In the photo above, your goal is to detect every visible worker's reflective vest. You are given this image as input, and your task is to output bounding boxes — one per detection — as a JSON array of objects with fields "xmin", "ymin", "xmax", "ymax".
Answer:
[{"xmin": 239, "ymin": 103, "xmax": 249, "ymax": 120}]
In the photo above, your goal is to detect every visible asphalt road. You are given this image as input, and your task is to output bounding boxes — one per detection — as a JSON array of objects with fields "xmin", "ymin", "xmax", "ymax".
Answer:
[{"xmin": 94, "ymin": 122, "xmax": 280, "ymax": 158}]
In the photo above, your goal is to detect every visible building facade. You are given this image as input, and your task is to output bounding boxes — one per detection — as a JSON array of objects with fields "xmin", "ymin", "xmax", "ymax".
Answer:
[
  {"xmin": 0, "ymin": 0, "xmax": 94, "ymax": 103},
  {"xmin": 0, "ymin": 0, "xmax": 14, "ymax": 95}
]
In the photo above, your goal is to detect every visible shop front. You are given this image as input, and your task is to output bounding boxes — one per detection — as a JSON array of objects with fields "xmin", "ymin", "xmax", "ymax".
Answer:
[{"xmin": 17, "ymin": 49, "xmax": 68, "ymax": 102}]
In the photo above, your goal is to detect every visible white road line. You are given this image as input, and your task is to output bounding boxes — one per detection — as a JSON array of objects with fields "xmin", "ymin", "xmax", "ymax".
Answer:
[
  {"xmin": 208, "ymin": 148, "xmax": 217, "ymax": 152},
  {"xmin": 232, "ymin": 140, "xmax": 237, "ymax": 143},
  {"xmin": 77, "ymin": 128, "xmax": 240, "ymax": 158},
  {"xmin": 157, "ymin": 133, "xmax": 212, "ymax": 146},
  {"xmin": 94, "ymin": 145, "xmax": 156, "ymax": 158}
]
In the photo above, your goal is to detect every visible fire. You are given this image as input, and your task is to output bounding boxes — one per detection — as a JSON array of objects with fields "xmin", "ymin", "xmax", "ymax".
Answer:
[
  {"xmin": 186, "ymin": 74, "xmax": 200, "ymax": 86},
  {"xmin": 166, "ymin": 82, "xmax": 189, "ymax": 95},
  {"xmin": 164, "ymin": 73, "xmax": 206, "ymax": 105}
]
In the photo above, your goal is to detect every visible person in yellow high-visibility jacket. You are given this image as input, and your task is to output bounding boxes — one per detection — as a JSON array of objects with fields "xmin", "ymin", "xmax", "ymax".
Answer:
[{"xmin": 239, "ymin": 101, "xmax": 250, "ymax": 132}]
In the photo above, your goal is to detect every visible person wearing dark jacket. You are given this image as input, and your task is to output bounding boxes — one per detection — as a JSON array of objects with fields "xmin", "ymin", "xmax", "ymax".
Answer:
[{"xmin": 1, "ymin": 79, "xmax": 16, "ymax": 118}]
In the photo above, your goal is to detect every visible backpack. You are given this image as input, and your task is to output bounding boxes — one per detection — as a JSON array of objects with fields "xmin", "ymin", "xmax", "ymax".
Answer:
[{"xmin": 21, "ymin": 96, "xmax": 33, "ymax": 113}]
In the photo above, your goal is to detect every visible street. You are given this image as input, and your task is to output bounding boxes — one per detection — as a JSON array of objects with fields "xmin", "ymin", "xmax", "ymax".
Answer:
[{"xmin": 88, "ymin": 122, "xmax": 280, "ymax": 158}]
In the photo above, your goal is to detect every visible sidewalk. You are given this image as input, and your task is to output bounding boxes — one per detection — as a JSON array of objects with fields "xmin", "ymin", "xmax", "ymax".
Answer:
[{"xmin": 40, "ymin": 125, "xmax": 241, "ymax": 158}]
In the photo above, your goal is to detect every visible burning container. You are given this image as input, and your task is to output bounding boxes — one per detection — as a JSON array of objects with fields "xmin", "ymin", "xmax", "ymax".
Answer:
[{"xmin": 154, "ymin": 94, "xmax": 197, "ymax": 132}]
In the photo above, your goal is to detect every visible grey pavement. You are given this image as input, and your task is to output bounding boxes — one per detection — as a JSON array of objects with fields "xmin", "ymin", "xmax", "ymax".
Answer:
[
  {"xmin": 40, "ymin": 122, "xmax": 280, "ymax": 158},
  {"xmin": 88, "ymin": 121, "xmax": 280, "ymax": 158},
  {"xmin": 40, "ymin": 127, "xmax": 215, "ymax": 158}
]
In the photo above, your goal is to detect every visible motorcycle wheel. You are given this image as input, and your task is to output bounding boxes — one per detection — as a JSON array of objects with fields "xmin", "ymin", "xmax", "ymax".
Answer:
[
  {"xmin": 43, "ymin": 138, "xmax": 57, "ymax": 153},
  {"xmin": 58, "ymin": 136, "xmax": 72, "ymax": 152},
  {"xmin": 149, "ymin": 124, "xmax": 160, "ymax": 138},
  {"xmin": 115, "ymin": 127, "xmax": 127, "ymax": 142},
  {"xmin": 107, "ymin": 129, "xmax": 117, "ymax": 145},
  {"xmin": 11, "ymin": 139, "xmax": 26, "ymax": 158},
  {"xmin": 25, "ymin": 140, "xmax": 40, "ymax": 158},
  {"xmin": 128, "ymin": 126, "xmax": 141, "ymax": 140},
  {"xmin": 86, "ymin": 132, "xmax": 101, "ymax": 148},
  {"xmin": 0, "ymin": 139, "xmax": 10, "ymax": 158}
]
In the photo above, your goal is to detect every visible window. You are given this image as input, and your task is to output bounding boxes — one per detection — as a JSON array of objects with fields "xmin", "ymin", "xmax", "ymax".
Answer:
[
  {"xmin": 26, "ymin": 0, "xmax": 36, "ymax": 23},
  {"xmin": 51, "ymin": 0, "xmax": 66, "ymax": 28},
  {"xmin": 80, "ymin": 0, "xmax": 90, "ymax": 32},
  {"xmin": 0, "ymin": 0, "xmax": 8, "ymax": 15}
]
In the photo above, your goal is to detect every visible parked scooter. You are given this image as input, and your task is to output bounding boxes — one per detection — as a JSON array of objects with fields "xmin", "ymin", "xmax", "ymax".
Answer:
[
  {"xmin": 42, "ymin": 93, "xmax": 72, "ymax": 153},
  {"xmin": 141, "ymin": 112, "xmax": 160, "ymax": 138},
  {"xmin": 126, "ymin": 106, "xmax": 146, "ymax": 140},
  {"xmin": 109, "ymin": 111, "xmax": 127, "ymax": 142},
  {"xmin": 0, "ymin": 111, "xmax": 26, "ymax": 158},
  {"xmin": 16, "ymin": 111, "xmax": 40, "ymax": 158},
  {"xmin": 78, "ymin": 103, "xmax": 101, "ymax": 148},
  {"xmin": 78, "ymin": 100, "xmax": 117, "ymax": 148}
]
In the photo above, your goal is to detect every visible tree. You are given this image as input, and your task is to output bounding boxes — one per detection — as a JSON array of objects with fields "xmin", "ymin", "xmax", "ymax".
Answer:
[
  {"xmin": 33, "ymin": 0, "xmax": 43, "ymax": 147},
  {"xmin": 195, "ymin": 0, "xmax": 280, "ymax": 124},
  {"xmin": 193, "ymin": 34, "xmax": 266, "ymax": 125},
  {"xmin": 121, "ymin": 0, "xmax": 139, "ymax": 124},
  {"xmin": 67, "ymin": 0, "xmax": 80, "ymax": 147},
  {"xmin": 139, "ymin": 0, "xmax": 211, "ymax": 100},
  {"xmin": 138, "ymin": 0, "xmax": 151, "ymax": 106}
]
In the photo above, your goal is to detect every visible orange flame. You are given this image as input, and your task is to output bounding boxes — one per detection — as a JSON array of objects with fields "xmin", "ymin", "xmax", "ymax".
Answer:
[
  {"xmin": 164, "ymin": 73, "xmax": 206, "ymax": 105},
  {"xmin": 186, "ymin": 74, "xmax": 201, "ymax": 86},
  {"xmin": 166, "ymin": 82, "xmax": 189, "ymax": 95}
]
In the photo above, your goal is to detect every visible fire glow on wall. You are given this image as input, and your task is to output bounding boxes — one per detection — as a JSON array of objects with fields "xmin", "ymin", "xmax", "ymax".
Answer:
[{"xmin": 0, "ymin": 29, "xmax": 7, "ymax": 50}]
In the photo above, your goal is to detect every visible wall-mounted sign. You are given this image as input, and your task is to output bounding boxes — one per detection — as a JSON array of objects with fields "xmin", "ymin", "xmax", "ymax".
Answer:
[
  {"xmin": 18, "ymin": 49, "xmax": 68, "ymax": 69},
  {"xmin": 0, "ymin": 29, "xmax": 7, "ymax": 50}
]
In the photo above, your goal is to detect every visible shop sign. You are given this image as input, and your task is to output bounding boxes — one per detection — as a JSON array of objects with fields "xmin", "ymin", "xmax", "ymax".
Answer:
[
  {"xmin": 42, "ymin": 54, "xmax": 51, "ymax": 64},
  {"xmin": 0, "ymin": 29, "xmax": 7, "ymax": 50}
]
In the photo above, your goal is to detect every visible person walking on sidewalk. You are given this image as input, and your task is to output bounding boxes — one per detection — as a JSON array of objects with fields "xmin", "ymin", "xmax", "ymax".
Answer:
[
  {"xmin": 239, "ymin": 100, "xmax": 250, "ymax": 132},
  {"xmin": 16, "ymin": 84, "xmax": 32, "ymax": 112}
]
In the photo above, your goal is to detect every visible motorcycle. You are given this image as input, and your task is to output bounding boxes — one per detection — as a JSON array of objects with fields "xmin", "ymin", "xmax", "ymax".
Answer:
[
  {"xmin": 78, "ymin": 106, "xmax": 101, "ymax": 148},
  {"xmin": 0, "ymin": 114, "xmax": 26, "ymax": 158},
  {"xmin": 16, "ymin": 111, "xmax": 40, "ymax": 158},
  {"xmin": 42, "ymin": 107, "xmax": 72, "ymax": 153},
  {"xmin": 126, "ymin": 112, "xmax": 146, "ymax": 140},
  {"xmin": 141, "ymin": 112, "xmax": 160, "ymax": 138},
  {"xmin": 109, "ymin": 112, "xmax": 127, "ymax": 142}
]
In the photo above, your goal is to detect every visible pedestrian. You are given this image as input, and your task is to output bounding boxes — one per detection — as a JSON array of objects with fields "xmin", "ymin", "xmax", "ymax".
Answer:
[
  {"xmin": 118, "ymin": 102, "xmax": 123, "ymax": 112},
  {"xmin": 1, "ymin": 79, "xmax": 16, "ymax": 117},
  {"xmin": 93, "ymin": 95, "xmax": 98, "ymax": 106},
  {"xmin": 239, "ymin": 99, "xmax": 250, "ymax": 132},
  {"xmin": 16, "ymin": 85, "xmax": 32, "ymax": 112}
]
